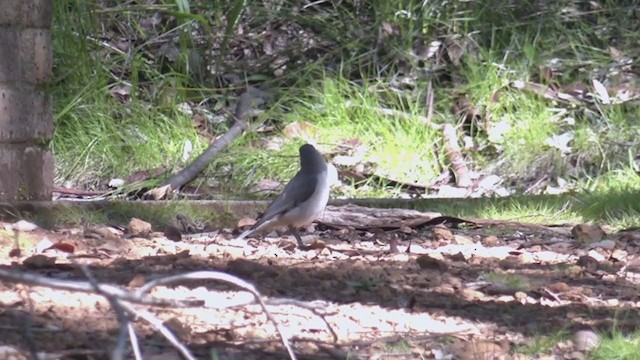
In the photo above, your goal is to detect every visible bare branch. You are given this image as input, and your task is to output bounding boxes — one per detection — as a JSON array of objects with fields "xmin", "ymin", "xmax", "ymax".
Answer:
[
  {"xmin": 0, "ymin": 268, "xmax": 302, "ymax": 360},
  {"xmin": 77, "ymin": 263, "xmax": 138, "ymax": 360},
  {"xmin": 118, "ymin": 302, "xmax": 198, "ymax": 360},
  {"xmin": 137, "ymin": 271, "xmax": 298, "ymax": 360},
  {"xmin": 0, "ymin": 269, "xmax": 201, "ymax": 308}
]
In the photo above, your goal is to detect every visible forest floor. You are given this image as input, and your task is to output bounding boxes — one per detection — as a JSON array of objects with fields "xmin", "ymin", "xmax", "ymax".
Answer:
[{"xmin": 1, "ymin": 205, "xmax": 639, "ymax": 359}]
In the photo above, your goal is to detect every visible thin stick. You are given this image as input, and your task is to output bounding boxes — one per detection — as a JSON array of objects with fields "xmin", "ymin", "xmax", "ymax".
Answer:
[{"xmin": 137, "ymin": 271, "xmax": 298, "ymax": 360}]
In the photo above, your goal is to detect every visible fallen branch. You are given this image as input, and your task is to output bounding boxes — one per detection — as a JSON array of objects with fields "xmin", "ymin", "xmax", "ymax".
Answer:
[
  {"xmin": 442, "ymin": 124, "xmax": 472, "ymax": 187},
  {"xmin": 0, "ymin": 268, "xmax": 301, "ymax": 360},
  {"xmin": 136, "ymin": 271, "xmax": 298, "ymax": 359},
  {"xmin": 77, "ymin": 263, "xmax": 141, "ymax": 360},
  {"xmin": 0, "ymin": 269, "xmax": 201, "ymax": 308},
  {"xmin": 146, "ymin": 88, "xmax": 267, "ymax": 199}
]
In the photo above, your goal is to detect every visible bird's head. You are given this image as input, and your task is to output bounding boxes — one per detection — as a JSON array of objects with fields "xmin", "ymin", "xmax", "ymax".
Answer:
[{"xmin": 299, "ymin": 144, "xmax": 327, "ymax": 173}]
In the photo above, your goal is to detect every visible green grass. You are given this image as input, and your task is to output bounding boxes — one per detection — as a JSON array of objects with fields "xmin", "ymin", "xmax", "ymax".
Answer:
[
  {"xmin": 52, "ymin": 1, "xmax": 211, "ymax": 187},
  {"xmin": 590, "ymin": 330, "xmax": 640, "ymax": 360},
  {"xmin": 516, "ymin": 330, "xmax": 569, "ymax": 356},
  {"xmin": 481, "ymin": 272, "xmax": 533, "ymax": 292},
  {"xmin": 48, "ymin": 0, "xmax": 640, "ymax": 229},
  {"xmin": 287, "ymin": 77, "xmax": 441, "ymax": 191}
]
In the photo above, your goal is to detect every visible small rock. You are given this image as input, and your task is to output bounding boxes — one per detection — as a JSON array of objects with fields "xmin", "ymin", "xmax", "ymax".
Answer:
[
  {"xmin": 23, "ymin": 254, "xmax": 56, "ymax": 269},
  {"xmin": 566, "ymin": 265, "xmax": 582, "ymax": 277},
  {"xmin": 236, "ymin": 217, "xmax": 257, "ymax": 228},
  {"xmin": 459, "ymin": 288, "xmax": 484, "ymax": 301},
  {"xmin": 128, "ymin": 218, "xmax": 152, "ymax": 237},
  {"xmin": 437, "ymin": 284, "xmax": 456, "ymax": 295},
  {"xmin": 432, "ymin": 225, "xmax": 453, "ymax": 242},
  {"xmin": 587, "ymin": 250, "xmax": 606, "ymax": 262},
  {"xmin": 514, "ymin": 291, "xmax": 528, "ymax": 303},
  {"xmin": 128, "ymin": 274, "xmax": 146, "ymax": 288},
  {"xmin": 520, "ymin": 252, "xmax": 536, "ymax": 264},
  {"xmin": 572, "ymin": 224, "xmax": 605, "ymax": 244},
  {"xmin": 436, "ymin": 185, "xmax": 469, "ymax": 197},
  {"xmin": 477, "ymin": 175, "xmax": 502, "ymax": 191},
  {"xmin": 108, "ymin": 178, "xmax": 126, "ymax": 188},
  {"xmin": 483, "ymin": 235, "xmax": 499, "ymax": 246},
  {"xmin": 444, "ymin": 275, "xmax": 463, "ymax": 288},
  {"xmin": 12, "ymin": 220, "xmax": 38, "ymax": 232},
  {"xmin": 307, "ymin": 239, "xmax": 327, "ymax": 250},
  {"xmin": 499, "ymin": 256, "xmax": 520, "ymax": 269},
  {"xmin": 610, "ymin": 249, "xmax": 627, "ymax": 262},
  {"xmin": 548, "ymin": 281, "xmax": 570, "ymax": 293},
  {"xmin": 573, "ymin": 330, "xmax": 599, "ymax": 351},
  {"xmin": 163, "ymin": 226, "xmax": 182, "ymax": 242},
  {"xmin": 163, "ymin": 317, "xmax": 191, "ymax": 339},
  {"xmin": 577, "ymin": 255, "xmax": 599, "ymax": 270},
  {"xmin": 450, "ymin": 340, "xmax": 508, "ymax": 360},
  {"xmin": 416, "ymin": 254, "xmax": 448, "ymax": 272},
  {"xmin": 453, "ymin": 234, "xmax": 475, "ymax": 245},
  {"xmin": 588, "ymin": 239, "xmax": 616, "ymax": 250}
]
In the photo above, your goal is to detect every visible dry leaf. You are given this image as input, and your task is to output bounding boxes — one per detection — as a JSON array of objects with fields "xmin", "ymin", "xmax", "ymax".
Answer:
[
  {"xmin": 592, "ymin": 79, "xmax": 610, "ymax": 104},
  {"xmin": 237, "ymin": 217, "xmax": 257, "ymax": 228},
  {"xmin": 144, "ymin": 184, "xmax": 173, "ymax": 200},
  {"xmin": 282, "ymin": 120, "xmax": 317, "ymax": 140},
  {"xmin": 50, "ymin": 243, "xmax": 75, "ymax": 253},
  {"xmin": 381, "ymin": 22, "xmax": 400, "ymax": 37},
  {"xmin": 35, "ymin": 237, "xmax": 55, "ymax": 253}
]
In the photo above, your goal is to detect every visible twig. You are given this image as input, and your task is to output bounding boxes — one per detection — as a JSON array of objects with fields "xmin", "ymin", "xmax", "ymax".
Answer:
[
  {"xmin": 78, "ymin": 263, "xmax": 139, "ymax": 360},
  {"xmin": 425, "ymin": 79, "xmax": 434, "ymax": 124},
  {"xmin": 263, "ymin": 299, "xmax": 339, "ymax": 343},
  {"xmin": 0, "ymin": 269, "xmax": 201, "ymax": 308},
  {"xmin": 118, "ymin": 302, "xmax": 197, "ymax": 360},
  {"xmin": 128, "ymin": 323, "xmax": 143, "ymax": 360},
  {"xmin": 0, "ymin": 268, "xmax": 299, "ymax": 360},
  {"xmin": 137, "ymin": 271, "xmax": 298, "ymax": 360},
  {"xmin": 22, "ymin": 301, "xmax": 40, "ymax": 360}
]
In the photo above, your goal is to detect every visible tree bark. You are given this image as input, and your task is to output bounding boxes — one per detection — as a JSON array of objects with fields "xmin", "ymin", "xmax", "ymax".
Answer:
[{"xmin": 0, "ymin": 1, "xmax": 53, "ymax": 200}]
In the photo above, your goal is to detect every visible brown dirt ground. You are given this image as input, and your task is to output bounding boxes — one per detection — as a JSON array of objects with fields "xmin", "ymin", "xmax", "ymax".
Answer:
[{"xmin": 1, "ymin": 216, "xmax": 640, "ymax": 359}]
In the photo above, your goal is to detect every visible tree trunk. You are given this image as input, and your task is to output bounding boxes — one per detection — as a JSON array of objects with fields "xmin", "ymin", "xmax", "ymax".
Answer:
[{"xmin": 0, "ymin": 1, "xmax": 53, "ymax": 200}]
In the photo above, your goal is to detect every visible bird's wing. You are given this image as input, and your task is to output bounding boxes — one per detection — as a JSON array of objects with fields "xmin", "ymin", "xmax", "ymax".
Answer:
[{"xmin": 252, "ymin": 172, "xmax": 318, "ymax": 229}]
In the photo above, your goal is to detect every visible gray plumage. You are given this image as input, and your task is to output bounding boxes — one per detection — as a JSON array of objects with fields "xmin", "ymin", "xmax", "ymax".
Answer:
[{"xmin": 235, "ymin": 144, "xmax": 331, "ymax": 248}]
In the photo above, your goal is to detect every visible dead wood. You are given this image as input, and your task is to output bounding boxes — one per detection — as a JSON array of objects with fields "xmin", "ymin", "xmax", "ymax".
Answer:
[
  {"xmin": 318, "ymin": 204, "xmax": 441, "ymax": 230},
  {"xmin": 145, "ymin": 89, "xmax": 263, "ymax": 199},
  {"xmin": 442, "ymin": 124, "xmax": 472, "ymax": 187}
]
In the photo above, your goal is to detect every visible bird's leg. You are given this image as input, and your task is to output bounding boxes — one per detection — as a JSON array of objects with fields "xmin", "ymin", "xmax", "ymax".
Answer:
[{"xmin": 288, "ymin": 225, "xmax": 310, "ymax": 250}]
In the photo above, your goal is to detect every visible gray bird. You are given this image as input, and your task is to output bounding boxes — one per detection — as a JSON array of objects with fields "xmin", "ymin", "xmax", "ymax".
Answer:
[{"xmin": 234, "ymin": 144, "xmax": 332, "ymax": 249}]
